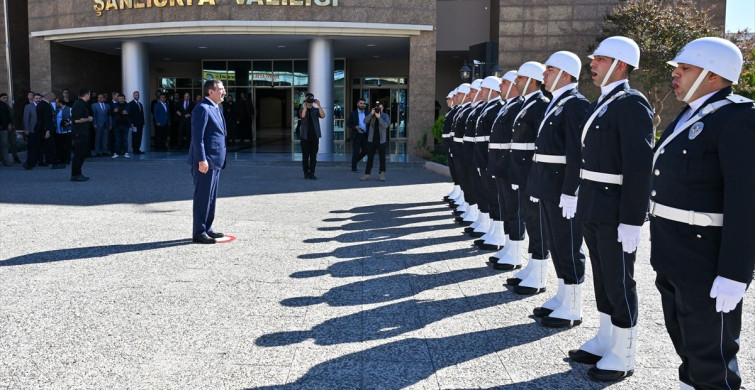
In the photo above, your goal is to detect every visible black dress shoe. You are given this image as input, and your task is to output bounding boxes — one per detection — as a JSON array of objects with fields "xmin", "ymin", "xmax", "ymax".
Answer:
[
  {"xmin": 532, "ymin": 307, "xmax": 554, "ymax": 318},
  {"xmin": 541, "ymin": 315, "xmax": 582, "ymax": 328},
  {"xmin": 587, "ymin": 366, "xmax": 633, "ymax": 382},
  {"xmin": 464, "ymin": 227, "xmax": 475, "ymax": 233},
  {"xmin": 479, "ymin": 243, "xmax": 502, "ymax": 251},
  {"xmin": 494, "ymin": 263, "xmax": 521, "ymax": 271},
  {"xmin": 443, "ymin": 196, "xmax": 450, "ymax": 201},
  {"xmin": 452, "ymin": 210, "xmax": 464, "ymax": 216},
  {"xmin": 70, "ymin": 175, "xmax": 89, "ymax": 182},
  {"xmin": 487, "ymin": 256, "xmax": 499, "ymax": 264},
  {"xmin": 207, "ymin": 231, "xmax": 224, "ymax": 239},
  {"xmin": 192, "ymin": 233, "xmax": 216, "ymax": 244},
  {"xmin": 514, "ymin": 285, "xmax": 546, "ymax": 295},
  {"xmin": 310, "ymin": 174, "xmax": 318, "ymax": 180},
  {"xmin": 473, "ymin": 239, "xmax": 485, "ymax": 246},
  {"xmin": 568, "ymin": 349, "xmax": 602, "ymax": 365},
  {"xmin": 506, "ymin": 277, "xmax": 522, "ymax": 286}
]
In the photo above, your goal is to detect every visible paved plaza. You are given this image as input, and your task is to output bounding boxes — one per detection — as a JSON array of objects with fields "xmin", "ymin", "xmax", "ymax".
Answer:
[{"xmin": 0, "ymin": 156, "xmax": 753, "ymax": 389}]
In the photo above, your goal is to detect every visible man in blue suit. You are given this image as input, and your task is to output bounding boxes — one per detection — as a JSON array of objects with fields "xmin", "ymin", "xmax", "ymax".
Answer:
[
  {"xmin": 188, "ymin": 80, "xmax": 227, "ymax": 244},
  {"xmin": 91, "ymin": 93, "xmax": 110, "ymax": 156},
  {"xmin": 152, "ymin": 93, "xmax": 171, "ymax": 151}
]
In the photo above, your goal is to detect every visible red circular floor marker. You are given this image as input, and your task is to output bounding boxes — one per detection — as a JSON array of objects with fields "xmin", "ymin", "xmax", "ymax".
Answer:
[{"xmin": 215, "ymin": 235, "xmax": 236, "ymax": 243}]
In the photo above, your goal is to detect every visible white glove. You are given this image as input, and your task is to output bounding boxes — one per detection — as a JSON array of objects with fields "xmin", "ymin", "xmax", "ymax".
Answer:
[
  {"xmin": 476, "ymin": 168, "xmax": 481, "ymax": 176},
  {"xmin": 511, "ymin": 184, "xmax": 519, "ymax": 190},
  {"xmin": 559, "ymin": 194, "xmax": 578, "ymax": 219},
  {"xmin": 616, "ymin": 223, "xmax": 641, "ymax": 253},
  {"xmin": 529, "ymin": 196, "xmax": 539, "ymax": 203},
  {"xmin": 709, "ymin": 276, "xmax": 747, "ymax": 313}
]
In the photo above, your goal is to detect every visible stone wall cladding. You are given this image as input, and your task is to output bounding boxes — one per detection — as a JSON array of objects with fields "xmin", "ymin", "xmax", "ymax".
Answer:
[{"xmin": 408, "ymin": 31, "xmax": 436, "ymax": 152}]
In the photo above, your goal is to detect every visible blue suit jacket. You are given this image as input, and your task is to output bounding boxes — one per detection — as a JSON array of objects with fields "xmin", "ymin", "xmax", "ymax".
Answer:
[
  {"xmin": 153, "ymin": 101, "xmax": 171, "ymax": 126},
  {"xmin": 188, "ymin": 97, "xmax": 226, "ymax": 170},
  {"xmin": 91, "ymin": 102, "xmax": 110, "ymax": 129}
]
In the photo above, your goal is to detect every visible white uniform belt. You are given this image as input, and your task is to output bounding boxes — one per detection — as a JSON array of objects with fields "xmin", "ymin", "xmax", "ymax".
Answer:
[
  {"xmin": 463, "ymin": 136, "xmax": 475, "ymax": 142},
  {"xmin": 442, "ymin": 134, "xmax": 451, "ymax": 138},
  {"xmin": 533, "ymin": 154, "xmax": 566, "ymax": 164},
  {"xmin": 649, "ymin": 201, "xmax": 723, "ymax": 227},
  {"xmin": 453, "ymin": 137, "xmax": 463, "ymax": 143},
  {"xmin": 488, "ymin": 143, "xmax": 511, "ymax": 150},
  {"xmin": 474, "ymin": 136, "xmax": 489, "ymax": 142},
  {"xmin": 510, "ymin": 142, "xmax": 536, "ymax": 151},
  {"xmin": 580, "ymin": 169, "xmax": 623, "ymax": 185}
]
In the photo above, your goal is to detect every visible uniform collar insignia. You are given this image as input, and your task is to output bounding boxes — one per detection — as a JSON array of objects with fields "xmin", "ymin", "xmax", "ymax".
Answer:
[
  {"xmin": 689, "ymin": 122, "xmax": 704, "ymax": 139},
  {"xmin": 598, "ymin": 105, "xmax": 608, "ymax": 117},
  {"xmin": 554, "ymin": 106, "xmax": 563, "ymax": 116}
]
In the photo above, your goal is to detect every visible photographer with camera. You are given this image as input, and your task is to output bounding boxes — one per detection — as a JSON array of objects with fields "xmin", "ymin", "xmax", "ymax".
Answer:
[
  {"xmin": 298, "ymin": 92, "xmax": 325, "ymax": 179},
  {"xmin": 359, "ymin": 101, "xmax": 390, "ymax": 181}
]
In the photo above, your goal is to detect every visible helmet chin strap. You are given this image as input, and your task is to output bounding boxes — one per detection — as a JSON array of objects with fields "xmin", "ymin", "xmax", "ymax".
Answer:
[
  {"xmin": 548, "ymin": 70, "xmax": 564, "ymax": 92},
  {"xmin": 682, "ymin": 69, "xmax": 710, "ymax": 103},
  {"xmin": 504, "ymin": 83, "xmax": 513, "ymax": 100},
  {"xmin": 522, "ymin": 78, "xmax": 532, "ymax": 96},
  {"xmin": 600, "ymin": 58, "xmax": 619, "ymax": 87},
  {"xmin": 487, "ymin": 89, "xmax": 493, "ymax": 101}
]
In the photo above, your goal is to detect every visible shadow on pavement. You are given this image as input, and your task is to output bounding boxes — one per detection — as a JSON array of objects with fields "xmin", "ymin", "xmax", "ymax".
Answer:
[
  {"xmin": 0, "ymin": 239, "xmax": 191, "ymax": 266},
  {"xmin": 246, "ymin": 324, "xmax": 568, "ymax": 389},
  {"xmin": 256, "ymin": 290, "xmax": 524, "ymax": 346}
]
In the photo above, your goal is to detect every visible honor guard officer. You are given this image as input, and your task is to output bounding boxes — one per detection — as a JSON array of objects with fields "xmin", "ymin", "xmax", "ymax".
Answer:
[
  {"xmin": 443, "ymin": 88, "xmax": 463, "ymax": 204},
  {"xmin": 467, "ymin": 76, "xmax": 504, "ymax": 238},
  {"xmin": 504, "ymin": 61, "xmax": 552, "ymax": 295},
  {"xmin": 651, "ymin": 37, "xmax": 755, "ymax": 390},
  {"xmin": 473, "ymin": 76, "xmax": 508, "ymax": 250},
  {"xmin": 449, "ymin": 84, "xmax": 473, "ymax": 216},
  {"xmin": 454, "ymin": 79, "xmax": 485, "ymax": 227},
  {"xmin": 566, "ymin": 36, "xmax": 654, "ymax": 382},
  {"xmin": 485, "ymin": 71, "xmax": 524, "ymax": 264},
  {"xmin": 526, "ymin": 51, "xmax": 589, "ymax": 328}
]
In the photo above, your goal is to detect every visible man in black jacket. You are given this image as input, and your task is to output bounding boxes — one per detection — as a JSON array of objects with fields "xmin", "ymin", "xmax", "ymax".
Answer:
[{"xmin": 347, "ymin": 98, "xmax": 368, "ymax": 173}]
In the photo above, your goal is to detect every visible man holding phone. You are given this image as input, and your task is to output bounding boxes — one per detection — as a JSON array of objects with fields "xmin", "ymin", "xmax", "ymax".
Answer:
[
  {"xmin": 359, "ymin": 101, "xmax": 390, "ymax": 181},
  {"xmin": 298, "ymin": 93, "xmax": 325, "ymax": 179}
]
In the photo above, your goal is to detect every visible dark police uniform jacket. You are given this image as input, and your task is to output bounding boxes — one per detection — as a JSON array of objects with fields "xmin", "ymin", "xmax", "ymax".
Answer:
[
  {"xmin": 576, "ymin": 82, "xmax": 654, "ymax": 226},
  {"xmin": 649, "ymin": 86, "xmax": 755, "ymax": 285},
  {"xmin": 486, "ymin": 97, "xmax": 524, "ymax": 178},
  {"xmin": 473, "ymin": 98, "xmax": 504, "ymax": 171},
  {"xmin": 442, "ymin": 105, "xmax": 461, "ymax": 155},
  {"xmin": 508, "ymin": 91, "xmax": 549, "ymax": 186},
  {"xmin": 453, "ymin": 101, "xmax": 480, "ymax": 165},
  {"xmin": 460, "ymin": 100, "xmax": 487, "ymax": 166},
  {"xmin": 450, "ymin": 102, "xmax": 473, "ymax": 160},
  {"xmin": 527, "ymin": 88, "xmax": 589, "ymax": 203}
]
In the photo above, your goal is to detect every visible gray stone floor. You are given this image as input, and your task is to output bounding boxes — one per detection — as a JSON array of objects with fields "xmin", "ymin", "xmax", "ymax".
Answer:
[{"xmin": 0, "ymin": 158, "xmax": 752, "ymax": 389}]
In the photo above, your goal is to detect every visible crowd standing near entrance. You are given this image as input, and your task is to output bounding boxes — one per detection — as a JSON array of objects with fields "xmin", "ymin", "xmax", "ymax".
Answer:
[{"xmin": 441, "ymin": 35, "xmax": 753, "ymax": 388}]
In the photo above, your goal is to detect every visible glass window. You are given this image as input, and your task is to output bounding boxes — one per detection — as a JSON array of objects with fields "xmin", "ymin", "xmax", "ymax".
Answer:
[
  {"xmin": 202, "ymin": 61, "xmax": 227, "ymax": 83},
  {"xmin": 253, "ymin": 61, "xmax": 273, "ymax": 87},
  {"xmin": 228, "ymin": 61, "xmax": 252, "ymax": 87},
  {"xmin": 293, "ymin": 60, "xmax": 308, "ymax": 87},
  {"xmin": 274, "ymin": 60, "xmax": 293, "ymax": 87},
  {"xmin": 160, "ymin": 78, "xmax": 176, "ymax": 90},
  {"xmin": 176, "ymin": 78, "xmax": 193, "ymax": 88},
  {"xmin": 334, "ymin": 60, "xmax": 345, "ymax": 87}
]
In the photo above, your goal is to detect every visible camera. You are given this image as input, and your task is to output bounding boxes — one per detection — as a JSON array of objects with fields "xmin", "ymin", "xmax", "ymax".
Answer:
[
  {"xmin": 374, "ymin": 101, "xmax": 381, "ymax": 114},
  {"xmin": 306, "ymin": 97, "xmax": 315, "ymax": 104}
]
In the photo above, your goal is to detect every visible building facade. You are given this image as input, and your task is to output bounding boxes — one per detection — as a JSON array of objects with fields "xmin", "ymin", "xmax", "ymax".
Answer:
[{"xmin": 0, "ymin": 0, "xmax": 725, "ymax": 154}]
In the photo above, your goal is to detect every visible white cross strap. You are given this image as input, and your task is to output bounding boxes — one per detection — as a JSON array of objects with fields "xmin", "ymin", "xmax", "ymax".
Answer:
[{"xmin": 580, "ymin": 91, "xmax": 628, "ymax": 145}]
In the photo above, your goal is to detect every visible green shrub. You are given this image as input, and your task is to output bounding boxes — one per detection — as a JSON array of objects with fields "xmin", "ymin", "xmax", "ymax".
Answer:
[{"xmin": 432, "ymin": 115, "xmax": 444, "ymax": 143}]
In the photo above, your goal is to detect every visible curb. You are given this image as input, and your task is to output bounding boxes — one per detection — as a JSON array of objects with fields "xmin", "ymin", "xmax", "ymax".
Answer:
[{"xmin": 424, "ymin": 161, "xmax": 451, "ymax": 178}]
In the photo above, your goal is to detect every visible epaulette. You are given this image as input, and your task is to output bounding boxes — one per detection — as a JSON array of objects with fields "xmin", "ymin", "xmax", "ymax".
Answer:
[{"xmin": 726, "ymin": 94, "xmax": 754, "ymax": 104}]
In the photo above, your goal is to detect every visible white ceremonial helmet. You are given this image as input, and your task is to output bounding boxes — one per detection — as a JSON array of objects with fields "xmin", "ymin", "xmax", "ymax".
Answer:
[
  {"xmin": 589, "ymin": 36, "xmax": 640, "ymax": 87},
  {"xmin": 447, "ymin": 90, "xmax": 456, "ymax": 99},
  {"xmin": 544, "ymin": 51, "xmax": 582, "ymax": 92},
  {"xmin": 516, "ymin": 61, "xmax": 545, "ymax": 94},
  {"xmin": 667, "ymin": 37, "xmax": 743, "ymax": 102},
  {"xmin": 501, "ymin": 70, "xmax": 518, "ymax": 99},
  {"xmin": 456, "ymin": 83, "xmax": 471, "ymax": 95},
  {"xmin": 470, "ymin": 79, "xmax": 484, "ymax": 90},
  {"xmin": 481, "ymin": 76, "xmax": 502, "ymax": 92}
]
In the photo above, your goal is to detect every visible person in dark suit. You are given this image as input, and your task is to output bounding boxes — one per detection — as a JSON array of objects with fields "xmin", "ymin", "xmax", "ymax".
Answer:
[
  {"xmin": 441, "ymin": 88, "xmax": 463, "ymax": 204},
  {"xmin": 650, "ymin": 37, "xmax": 755, "ymax": 390},
  {"xmin": 188, "ymin": 80, "xmax": 227, "ymax": 244},
  {"xmin": 504, "ymin": 62, "xmax": 551, "ymax": 296},
  {"xmin": 222, "ymin": 94, "xmax": 237, "ymax": 145},
  {"xmin": 177, "ymin": 92, "xmax": 194, "ymax": 149},
  {"xmin": 91, "ymin": 93, "xmax": 110, "ymax": 156},
  {"xmin": 452, "ymin": 80, "xmax": 484, "ymax": 227},
  {"xmin": 127, "ymin": 91, "xmax": 145, "ymax": 154},
  {"xmin": 26, "ymin": 92, "xmax": 56, "ymax": 169},
  {"xmin": 347, "ymin": 99, "xmax": 368, "ymax": 172},
  {"xmin": 152, "ymin": 93, "xmax": 171, "ymax": 151},
  {"xmin": 298, "ymin": 93, "xmax": 325, "ymax": 179},
  {"xmin": 567, "ymin": 36, "xmax": 654, "ymax": 382},
  {"xmin": 525, "ymin": 51, "xmax": 589, "ymax": 328}
]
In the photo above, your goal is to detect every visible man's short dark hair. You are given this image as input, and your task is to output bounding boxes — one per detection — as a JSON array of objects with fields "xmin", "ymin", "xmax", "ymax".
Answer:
[
  {"xmin": 78, "ymin": 88, "xmax": 90, "ymax": 98},
  {"xmin": 203, "ymin": 79, "xmax": 222, "ymax": 96},
  {"xmin": 305, "ymin": 92, "xmax": 314, "ymax": 99}
]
